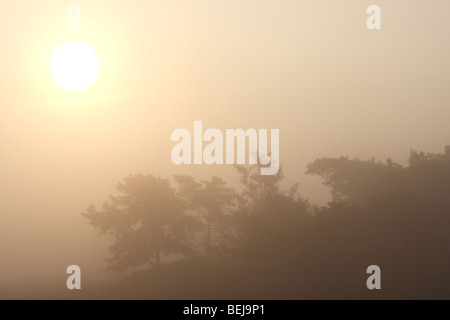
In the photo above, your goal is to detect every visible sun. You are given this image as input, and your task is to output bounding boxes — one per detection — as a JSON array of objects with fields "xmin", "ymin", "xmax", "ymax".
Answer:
[{"xmin": 51, "ymin": 42, "xmax": 100, "ymax": 92}]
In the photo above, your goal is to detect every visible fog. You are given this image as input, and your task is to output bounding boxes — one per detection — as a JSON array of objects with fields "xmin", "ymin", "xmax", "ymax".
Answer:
[{"xmin": 0, "ymin": 1, "xmax": 449, "ymax": 299}]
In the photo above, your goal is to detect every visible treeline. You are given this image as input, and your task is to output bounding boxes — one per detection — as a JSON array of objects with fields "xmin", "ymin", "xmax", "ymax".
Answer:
[{"xmin": 83, "ymin": 146, "xmax": 450, "ymax": 299}]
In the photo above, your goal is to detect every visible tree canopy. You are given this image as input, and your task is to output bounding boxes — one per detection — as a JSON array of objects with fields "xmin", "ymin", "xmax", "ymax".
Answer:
[
  {"xmin": 81, "ymin": 146, "xmax": 450, "ymax": 299},
  {"xmin": 82, "ymin": 174, "xmax": 195, "ymax": 270}
]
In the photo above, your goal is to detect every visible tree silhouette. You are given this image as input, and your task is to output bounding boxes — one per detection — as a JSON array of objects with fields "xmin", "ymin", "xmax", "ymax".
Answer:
[
  {"xmin": 175, "ymin": 175, "xmax": 237, "ymax": 258},
  {"xmin": 306, "ymin": 156, "xmax": 405, "ymax": 205},
  {"xmin": 303, "ymin": 146, "xmax": 450, "ymax": 298},
  {"xmin": 82, "ymin": 174, "xmax": 195, "ymax": 270},
  {"xmin": 235, "ymin": 165, "xmax": 286, "ymax": 211},
  {"xmin": 235, "ymin": 165, "xmax": 309, "ymax": 216},
  {"xmin": 306, "ymin": 146, "xmax": 450, "ymax": 206},
  {"xmin": 234, "ymin": 165, "xmax": 311, "ymax": 262},
  {"xmin": 78, "ymin": 147, "xmax": 450, "ymax": 299}
]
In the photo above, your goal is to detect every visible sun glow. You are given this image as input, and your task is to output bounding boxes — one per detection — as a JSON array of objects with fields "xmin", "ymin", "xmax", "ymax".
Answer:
[{"xmin": 51, "ymin": 42, "xmax": 100, "ymax": 92}]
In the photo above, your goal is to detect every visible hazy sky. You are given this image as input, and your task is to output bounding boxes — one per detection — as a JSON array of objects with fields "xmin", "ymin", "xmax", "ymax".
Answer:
[{"xmin": 0, "ymin": 0, "xmax": 449, "ymax": 283}]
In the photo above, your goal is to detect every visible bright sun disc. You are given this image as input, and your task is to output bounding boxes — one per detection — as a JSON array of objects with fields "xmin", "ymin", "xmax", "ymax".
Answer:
[{"xmin": 51, "ymin": 42, "xmax": 100, "ymax": 92}]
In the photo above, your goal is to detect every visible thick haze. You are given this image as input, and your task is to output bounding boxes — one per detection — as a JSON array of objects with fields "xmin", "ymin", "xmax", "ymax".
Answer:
[{"xmin": 0, "ymin": 0, "xmax": 449, "ymax": 291}]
